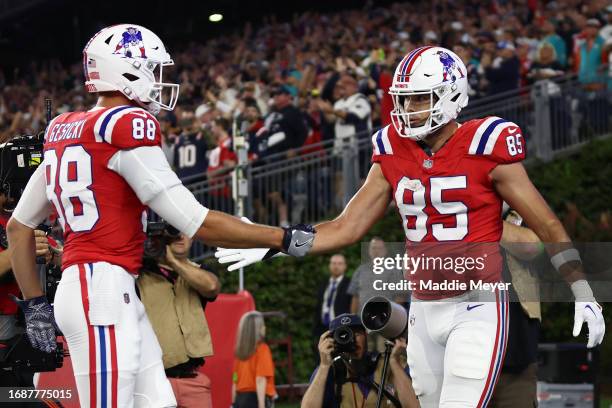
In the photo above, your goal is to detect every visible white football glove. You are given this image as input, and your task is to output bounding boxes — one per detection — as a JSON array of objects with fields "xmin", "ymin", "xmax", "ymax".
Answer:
[
  {"xmin": 215, "ymin": 247, "xmax": 283, "ymax": 271},
  {"xmin": 571, "ymin": 280, "xmax": 605, "ymax": 348},
  {"xmin": 215, "ymin": 217, "xmax": 286, "ymax": 271}
]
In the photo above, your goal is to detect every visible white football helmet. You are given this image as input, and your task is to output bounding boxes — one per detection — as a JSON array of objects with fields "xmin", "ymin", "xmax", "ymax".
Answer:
[
  {"xmin": 389, "ymin": 46, "xmax": 469, "ymax": 140},
  {"xmin": 82, "ymin": 24, "xmax": 179, "ymax": 114}
]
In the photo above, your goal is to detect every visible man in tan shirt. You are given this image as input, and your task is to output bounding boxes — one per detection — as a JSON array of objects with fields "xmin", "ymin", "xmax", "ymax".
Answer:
[{"xmin": 138, "ymin": 232, "xmax": 220, "ymax": 408}]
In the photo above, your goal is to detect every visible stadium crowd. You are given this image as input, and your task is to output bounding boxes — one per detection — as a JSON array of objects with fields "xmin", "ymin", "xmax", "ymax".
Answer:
[{"xmin": 1, "ymin": 0, "xmax": 610, "ymax": 221}]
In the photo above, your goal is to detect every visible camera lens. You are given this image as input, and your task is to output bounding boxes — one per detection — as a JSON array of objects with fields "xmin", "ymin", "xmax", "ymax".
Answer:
[
  {"xmin": 361, "ymin": 296, "xmax": 407, "ymax": 340},
  {"xmin": 333, "ymin": 326, "xmax": 354, "ymax": 346},
  {"xmin": 362, "ymin": 301, "xmax": 390, "ymax": 331}
]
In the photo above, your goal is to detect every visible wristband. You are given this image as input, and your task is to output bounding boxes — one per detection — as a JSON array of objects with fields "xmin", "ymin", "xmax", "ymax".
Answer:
[
  {"xmin": 570, "ymin": 279, "xmax": 595, "ymax": 302},
  {"xmin": 550, "ymin": 248, "xmax": 581, "ymax": 271}
]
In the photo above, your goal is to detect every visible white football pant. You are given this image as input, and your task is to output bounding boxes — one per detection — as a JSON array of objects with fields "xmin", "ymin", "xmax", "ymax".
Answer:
[
  {"xmin": 407, "ymin": 288, "xmax": 509, "ymax": 408},
  {"xmin": 54, "ymin": 262, "xmax": 176, "ymax": 408}
]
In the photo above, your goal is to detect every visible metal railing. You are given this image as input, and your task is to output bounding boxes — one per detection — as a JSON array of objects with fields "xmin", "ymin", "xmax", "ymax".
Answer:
[{"xmin": 186, "ymin": 75, "xmax": 611, "ymax": 260}]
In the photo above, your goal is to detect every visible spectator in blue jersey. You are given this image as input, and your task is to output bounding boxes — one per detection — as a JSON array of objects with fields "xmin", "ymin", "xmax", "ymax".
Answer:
[
  {"xmin": 258, "ymin": 84, "xmax": 308, "ymax": 160},
  {"xmin": 481, "ymin": 41, "xmax": 521, "ymax": 96},
  {"xmin": 257, "ymin": 84, "xmax": 308, "ymax": 226},
  {"xmin": 172, "ymin": 128, "xmax": 210, "ymax": 184}
]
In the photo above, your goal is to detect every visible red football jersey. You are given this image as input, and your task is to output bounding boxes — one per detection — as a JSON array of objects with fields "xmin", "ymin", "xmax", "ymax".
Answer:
[
  {"xmin": 43, "ymin": 105, "xmax": 162, "ymax": 273},
  {"xmin": 372, "ymin": 117, "xmax": 526, "ymax": 299},
  {"xmin": 207, "ymin": 137, "xmax": 237, "ymax": 198}
]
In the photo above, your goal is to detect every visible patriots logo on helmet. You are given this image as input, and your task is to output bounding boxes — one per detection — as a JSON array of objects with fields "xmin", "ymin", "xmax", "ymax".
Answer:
[
  {"xmin": 437, "ymin": 51, "xmax": 464, "ymax": 83},
  {"xmin": 114, "ymin": 27, "xmax": 147, "ymax": 59}
]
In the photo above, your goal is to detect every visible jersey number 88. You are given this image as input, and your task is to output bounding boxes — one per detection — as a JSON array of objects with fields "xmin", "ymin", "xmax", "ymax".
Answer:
[{"xmin": 45, "ymin": 146, "xmax": 99, "ymax": 232}]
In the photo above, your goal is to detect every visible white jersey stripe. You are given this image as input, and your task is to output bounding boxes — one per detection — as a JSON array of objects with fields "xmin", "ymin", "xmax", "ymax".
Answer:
[
  {"xmin": 482, "ymin": 122, "xmax": 517, "ymax": 155},
  {"xmin": 93, "ymin": 106, "xmax": 147, "ymax": 143},
  {"xmin": 371, "ymin": 129, "xmax": 381, "ymax": 155},
  {"xmin": 380, "ymin": 125, "xmax": 393, "ymax": 154},
  {"xmin": 468, "ymin": 116, "xmax": 501, "ymax": 154}
]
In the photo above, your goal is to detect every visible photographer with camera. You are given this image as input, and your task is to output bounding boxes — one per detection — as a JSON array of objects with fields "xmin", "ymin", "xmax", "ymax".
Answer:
[
  {"xmin": 1, "ymin": 188, "xmax": 63, "ymax": 386},
  {"xmin": 302, "ymin": 313, "xmax": 418, "ymax": 408},
  {"xmin": 137, "ymin": 223, "xmax": 220, "ymax": 408},
  {"xmin": 0, "ymin": 187, "xmax": 21, "ymax": 344}
]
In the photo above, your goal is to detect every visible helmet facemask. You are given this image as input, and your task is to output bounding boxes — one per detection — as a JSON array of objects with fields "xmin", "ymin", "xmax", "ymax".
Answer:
[
  {"xmin": 389, "ymin": 84, "xmax": 450, "ymax": 141},
  {"xmin": 126, "ymin": 58, "xmax": 179, "ymax": 114}
]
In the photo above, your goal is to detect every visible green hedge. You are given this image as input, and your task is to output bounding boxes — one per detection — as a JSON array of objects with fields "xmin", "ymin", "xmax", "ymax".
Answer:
[
  {"xmin": 211, "ymin": 137, "xmax": 612, "ymax": 383},
  {"xmin": 529, "ymin": 138, "xmax": 612, "ymax": 376}
]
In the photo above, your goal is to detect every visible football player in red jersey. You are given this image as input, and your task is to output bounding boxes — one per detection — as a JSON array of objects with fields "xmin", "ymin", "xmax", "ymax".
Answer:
[
  {"xmin": 217, "ymin": 46, "xmax": 605, "ymax": 407},
  {"xmin": 6, "ymin": 24, "xmax": 315, "ymax": 407}
]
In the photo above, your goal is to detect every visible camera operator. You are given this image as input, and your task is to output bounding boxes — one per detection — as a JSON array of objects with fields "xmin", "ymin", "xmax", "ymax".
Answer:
[
  {"xmin": 0, "ymin": 192, "xmax": 62, "ymax": 385},
  {"xmin": 302, "ymin": 314, "xmax": 418, "ymax": 408},
  {"xmin": 137, "ymin": 229, "xmax": 220, "ymax": 408},
  {"xmin": 0, "ymin": 188, "xmax": 22, "ymax": 344}
]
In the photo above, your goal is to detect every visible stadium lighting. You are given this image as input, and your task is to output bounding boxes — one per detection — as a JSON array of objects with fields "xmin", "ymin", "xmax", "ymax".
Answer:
[{"xmin": 209, "ymin": 14, "xmax": 223, "ymax": 22}]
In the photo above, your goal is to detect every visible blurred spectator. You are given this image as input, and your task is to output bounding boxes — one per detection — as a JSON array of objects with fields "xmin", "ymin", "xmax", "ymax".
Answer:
[
  {"xmin": 193, "ymin": 103, "xmax": 216, "ymax": 135},
  {"xmin": 601, "ymin": 6, "xmax": 612, "ymax": 47},
  {"xmin": 319, "ymin": 74, "xmax": 371, "ymax": 153},
  {"xmin": 574, "ymin": 19, "xmax": 607, "ymax": 90},
  {"xmin": 239, "ymin": 98, "xmax": 265, "ymax": 160},
  {"xmin": 207, "ymin": 117, "xmax": 237, "ymax": 209},
  {"xmin": 172, "ymin": 130, "xmax": 209, "ymax": 183},
  {"xmin": 481, "ymin": 41, "xmax": 521, "ymax": 96},
  {"xmin": 541, "ymin": 20, "xmax": 568, "ymax": 67},
  {"xmin": 312, "ymin": 254, "xmax": 352, "ymax": 362},
  {"xmin": 529, "ymin": 42, "xmax": 572, "ymax": 146},
  {"xmin": 528, "ymin": 43, "xmax": 565, "ymax": 83},
  {"xmin": 137, "ymin": 234, "xmax": 220, "ymax": 408},
  {"xmin": 258, "ymin": 84, "xmax": 308, "ymax": 226},
  {"xmin": 318, "ymin": 73, "xmax": 372, "ymax": 201},
  {"xmin": 453, "ymin": 43, "xmax": 482, "ymax": 98},
  {"xmin": 259, "ymin": 84, "xmax": 308, "ymax": 159},
  {"xmin": 1, "ymin": 0, "xmax": 610, "ymax": 183},
  {"xmin": 232, "ymin": 311, "xmax": 277, "ymax": 408},
  {"xmin": 159, "ymin": 111, "xmax": 179, "ymax": 164}
]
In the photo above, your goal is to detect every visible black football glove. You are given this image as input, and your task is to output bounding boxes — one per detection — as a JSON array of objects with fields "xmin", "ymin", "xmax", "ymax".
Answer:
[{"xmin": 11, "ymin": 295, "xmax": 58, "ymax": 353}]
